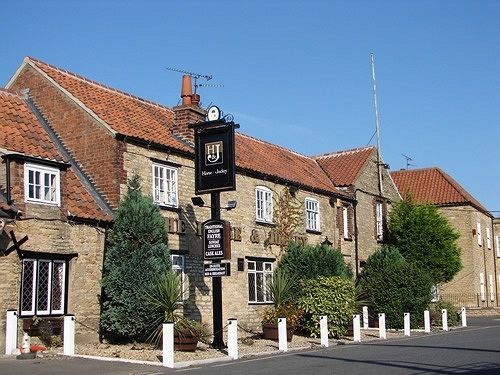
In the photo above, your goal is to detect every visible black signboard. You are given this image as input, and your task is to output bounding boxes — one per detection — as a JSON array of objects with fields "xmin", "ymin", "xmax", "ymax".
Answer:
[
  {"xmin": 191, "ymin": 120, "xmax": 238, "ymax": 194},
  {"xmin": 204, "ymin": 262, "xmax": 231, "ymax": 277},
  {"xmin": 203, "ymin": 219, "xmax": 231, "ymax": 260}
]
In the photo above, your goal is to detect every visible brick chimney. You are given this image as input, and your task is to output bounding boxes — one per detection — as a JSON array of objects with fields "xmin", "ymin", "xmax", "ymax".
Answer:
[{"xmin": 172, "ymin": 75, "xmax": 206, "ymax": 144}]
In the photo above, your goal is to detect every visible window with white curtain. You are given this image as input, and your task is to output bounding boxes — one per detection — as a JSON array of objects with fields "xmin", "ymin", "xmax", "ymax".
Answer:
[
  {"xmin": 152, "ymin": 163, "xmax": 178, "ymax": 207},
  {"xmin": 255, "ymin": 186, "xmax": 273, "ymax": 223},
  {"xmin": 305, "ymin": 198, "xmax": 320, "ymax": 231}
]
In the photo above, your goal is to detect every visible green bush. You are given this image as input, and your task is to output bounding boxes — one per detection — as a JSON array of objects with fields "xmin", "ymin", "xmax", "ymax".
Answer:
[
  {"xmin": 360, "ymin": 261, "xmax": 433, "ymax": 329},
  {"xmin": 279, "ymin": 242, "xmax": 351, "ymax": 298},
  {"xmin": 298, "ymin": 276, "xmax": 355, "ymax": 338},
  {"xmin": 101, "ymin": 175, "xmax": 171, "ymax": 341},
  {"xmin": 429, "ymin": 301, "xmax": 460, "ymax": 327}
]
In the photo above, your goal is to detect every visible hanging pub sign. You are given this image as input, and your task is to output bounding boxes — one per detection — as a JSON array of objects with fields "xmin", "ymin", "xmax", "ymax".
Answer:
[
  {"xmin": 204, "ymin": 262, "xmax": 231, "ymax": 277},
  {"xmin": 190, "ymin": 116, "xmax": 239, "ymax": 194},
  {"xmin": 203, "ymin": 219, "xmax": 231, "ymax": 260}
]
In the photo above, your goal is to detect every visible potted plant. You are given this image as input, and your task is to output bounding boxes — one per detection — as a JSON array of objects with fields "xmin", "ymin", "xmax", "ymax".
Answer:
[
  {"xmin": 261, "ymin": 268, "xmax": 303, "ymax": 341},
  {"xmin": 146, "ymin": 270, "xmax": 209, "ymax": 351}
]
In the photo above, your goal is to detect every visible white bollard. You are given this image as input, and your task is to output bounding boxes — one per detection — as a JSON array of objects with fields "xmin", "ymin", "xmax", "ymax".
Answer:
[
  {"xmin": 63, "ymin": 315, "xmax": 75, "ymax": 356},
  {"xmin": 162, "ymin": 323, "xmax": 174, "ymax": 368},
  {"xmin": 461, "ymin": 307, "xmax": 467, "ymax": 327},
  {"xmin": 362, "ymin": 306, "xmax": 369, "ymax": 329},
  {"xmin": 227, "ymin": 318, "xmax": 238, "ymax": 359},
  {"xmin": 5, "ymin": 310, "xmax": 18, "ymax": 355},
  {"xmin": 353, "ymin": 314, "xmax": 361, "ymax": 342},
  {"xmin": 320, "ymin": 315, "xmax": 329, "ymax": 347},
  {"xmin": 378, "ymin": 313, "xmax": 386, "ymax": 339},
  {"xmin": 404, "ymin": 313, "xmax": 411, "ymax": 336},
  {"xmin": 442, "ymin": 309, "xmax": 448, "ymax": 331},
  {"xmin": 424, "ymin": 310, "xmax": 431, "ymax": 333},
  {"xmin": 278, "ymin": 318, "xmax": 287, "ymax": 352}
]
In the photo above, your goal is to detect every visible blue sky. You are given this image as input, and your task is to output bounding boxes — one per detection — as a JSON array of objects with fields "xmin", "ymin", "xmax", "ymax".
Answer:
[{"xmin": 2, "ymin": 1, "xmax": 499, "ymax": 213}]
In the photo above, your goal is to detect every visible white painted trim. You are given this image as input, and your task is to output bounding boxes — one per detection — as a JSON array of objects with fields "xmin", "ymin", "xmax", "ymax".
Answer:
[
  {"xmin": 5, "ymin": 58, "xmax": 30, "ymax": 89},
  {"xmin": 305, "ymin": 197, "xmax": 320, "ymax": 231},
  {"xmin": 24, "ymin": 162, "xmax": 61, "ymax": 206},
  {"xmin": 10, "ymin": 58, "xmax": 116, "ymax": 136}
]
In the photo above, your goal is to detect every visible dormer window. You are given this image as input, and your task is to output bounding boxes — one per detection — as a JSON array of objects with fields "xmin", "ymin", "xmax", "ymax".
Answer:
[{"xmin": 24, "ymin": 163, "xmax": 60, "ymax": 206}]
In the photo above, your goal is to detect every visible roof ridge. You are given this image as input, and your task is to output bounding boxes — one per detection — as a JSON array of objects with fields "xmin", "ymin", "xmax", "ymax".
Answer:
[
  {"xmin": 314, "ymin": 145, "xmax": 375, "ymax": 159},
  {"xmin": 236, "ymin": 132, "xmax": 313, "ymax": 160},
  {"xmin": 390, "ymin": 166, "xmax": 438, "ymax": 175},
  {"xmin": 27, "ymin": 57, "xmax": 175, "ymax": 114}
]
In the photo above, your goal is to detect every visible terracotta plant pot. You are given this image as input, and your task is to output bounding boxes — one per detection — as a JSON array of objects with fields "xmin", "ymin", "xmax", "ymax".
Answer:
[
  {"xmin": 262, "ymin": 323, "xmax": 294, "ymax": 342},
  {"xmin": 174, "ymin": 332, "xmax": 198, "ymax": 352}
]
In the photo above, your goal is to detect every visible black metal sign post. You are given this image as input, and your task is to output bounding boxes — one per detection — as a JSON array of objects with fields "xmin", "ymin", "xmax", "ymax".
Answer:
[{"xmin": 190, "ymin": 116, "xmax": 238, "ymax": 350}]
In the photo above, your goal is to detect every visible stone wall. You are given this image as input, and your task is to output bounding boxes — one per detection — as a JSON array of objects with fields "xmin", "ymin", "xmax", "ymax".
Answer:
[
  {"xmin": 0, "ymin": 217, "xmax": 105, "ymax": 352},
  {"xmin": 123, "ymin": 143, "xmax": 349, "ymax": 330},
  {"xmin": 352, "ymin": 150, "xmax": 401, "ymax": 272},
  {"xmin": 439, "ymin": 206, "xmax": 497, "ymax": 306}
]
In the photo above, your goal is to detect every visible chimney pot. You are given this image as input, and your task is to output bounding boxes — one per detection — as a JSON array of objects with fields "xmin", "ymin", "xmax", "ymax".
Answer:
[{"xmin": 181, "ymin": 75, "xmax": 193, "ymax": 106}]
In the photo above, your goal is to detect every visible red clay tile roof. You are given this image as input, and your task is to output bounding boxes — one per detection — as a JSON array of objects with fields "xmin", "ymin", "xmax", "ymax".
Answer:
[
  {"xmin": 315, "ymin": 146, "xmax": 375, "ymax": 187},
  {"xmin": 236, "ymin": 133, "xmax": 344, "ymax": 195},
  {"xmin": 21, "ymin": 58, "xmax": 349, "ymax": 197},
  {"xmin": 0, "ymin": 89, "xmax": 64, "ymax": 162},
  {"xmin": 0, "ymin": 89, "xmax": 111, "ymax": 222},
  {"xmin": 27, "ymin": 57, "xmax": 191, "ymax": 154},
  {"xmin": 391, "ymin": 167, "xmax": 491, "ymax": 216}
]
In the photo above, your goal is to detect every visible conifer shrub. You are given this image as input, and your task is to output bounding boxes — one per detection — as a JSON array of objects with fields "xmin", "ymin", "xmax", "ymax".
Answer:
[
  {"xmin": 298, "ymin": 276, "xmax": 355, "ymax": 338},
  {"xmin": 360, "ymin": 259, "xmax": 433, "ymax": 329},
  {"xmin": 278, "ymin": 242, "xmax": 351, "ymax": 297},
  {"xmin": 429, "ymin": 300, "xmax": 460, "ymax": 327},
  {"xmin": 100, "ymin": 175, "xmax": 171, "ymax": 341}
]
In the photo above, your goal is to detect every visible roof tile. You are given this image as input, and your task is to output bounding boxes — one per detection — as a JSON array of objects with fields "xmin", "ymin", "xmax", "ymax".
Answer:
[
  {"xmin": 0, "ymin": 89, "xmax": 111, "ymax": 222},
  {"xmin": 315, "ymin": 146, "xmax": 375, "ymax": 186},
  {"xmin": 391, "ymin": 167, "xmax": 490, "ymax": 215}
]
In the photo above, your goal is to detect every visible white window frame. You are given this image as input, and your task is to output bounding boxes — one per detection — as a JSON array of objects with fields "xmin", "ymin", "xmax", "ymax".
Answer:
[
  {"xmin": 20, "ymin": 259, "xmax": 66, "ymax": 316},
  {"xmin": 343, "ymin": 206, "xmax": 349, "ymax": 239},
  {"xmin": 247, "ymin": 260, "xmax": 273, "ymax": 303},
  {"xmin": 477, "ymin": 222, "xmax": 482, "ymax": 246},
  {"xmin": 376, "ymin": 201, "xmax": 384, "ymax": 241},
  {"xmin": 305, "ymin": 198, "xmax": 320, "ymax": 232},
  {"xmin": 479, "ymin": 272, "xmax": 486, "ymax": 301},
  {"xmin": 255, "ymin": 186, "xmax": 273, "ymax": 223},
  {"xmin": 171, "ymin": 254, "xmax": 185, "ymax": 302},
  {"xmin": 486, "ymin": 228, "xmax": 492, "ymax": 249},
  {"xmin": 24, "ymin": 163, "xmax": 60, "ymax": 206},
  {"xmin": 152, "ymin": 163, "xmax": 178, "ymax": 208},
  {"xmin": 496, "ymin": 236, "xmax": 500, "ymax": 258}
]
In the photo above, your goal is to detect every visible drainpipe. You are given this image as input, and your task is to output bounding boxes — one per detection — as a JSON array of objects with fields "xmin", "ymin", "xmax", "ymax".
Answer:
[
  {"xmin": 5, "ymin": 157, "xmax": 12, "ymax": 204},
  {"xmin": 492, "ymin": 219, "xmax": 498, "ymax": 307},
  {"xmin": 353, "ymin": 191, "xmax": 359, "ymax": 277}
]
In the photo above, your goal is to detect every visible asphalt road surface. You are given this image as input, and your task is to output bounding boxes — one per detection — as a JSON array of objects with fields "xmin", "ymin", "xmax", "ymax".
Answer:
[{"xmin": 1, "ymin": 317, "xmax": 499, "ymax": 374}]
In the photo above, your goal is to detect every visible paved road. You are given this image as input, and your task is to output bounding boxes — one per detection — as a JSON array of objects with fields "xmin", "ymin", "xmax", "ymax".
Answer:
[{"xmin": 1, "ymin": 317, "xmax": 499, "ymax": 374}]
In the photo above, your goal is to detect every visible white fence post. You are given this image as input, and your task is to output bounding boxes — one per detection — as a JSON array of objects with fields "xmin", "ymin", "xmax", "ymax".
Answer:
[
  {"xmin": 362, "ymin": 306, "xmax": 369, "ymax": 329},
  {"xmin": 461, "ymin": 307, "xmax": 467, "ymax": 327},
  {"xmin": 378, "ymin": 313, "xmax": 386, "ymax": 339},
  {"xmin": 404, "ymin": 313, "xmax": 411, "ymax": 336},
  {"xmin": 162, "ymin": 323, "xmax": 174, "ymax": 368},
  {"xmin": 5, "ymin": 310, "xmax": 18, "ymax": 355},
  {"xmin": 63, "ymin": 315, "xmax": 75, "ymax": 356},
  {"xmin": 353, "ymin": 314, "xmax": 361, "ymax": 342},
  {"xmin": 442, "ymin": 309, "xmax": 448, "ymax": 331},
  {"xmin": 278, "ymin": 318, "xmax": 287, "ymax": 352},
  {"xmin": 320, "ymin": 315, "xmax": 329, "ymax": 347},
  {"xmin": 424, "ymin": 310, "xmax": 431, "ymax": 333},
  {"xmin": 227, "ymin": 318, "xmax": 238, "ymax": 359}
]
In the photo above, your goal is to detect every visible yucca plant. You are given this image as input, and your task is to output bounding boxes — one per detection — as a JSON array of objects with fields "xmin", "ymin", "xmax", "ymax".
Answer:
[
  {"xmin": 146, "ymin": 271, "xmax": 208, "ymax": 346},
  {"xmin": 262, "ymin": 268, "xmax": 303, "ymax": 329}
]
